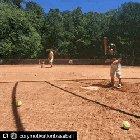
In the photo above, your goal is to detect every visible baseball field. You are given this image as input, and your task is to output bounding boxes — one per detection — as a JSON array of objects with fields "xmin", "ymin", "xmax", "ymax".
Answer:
[{"xmin": 0, "ymin": 65, "xmax": 140, "ymax": 139}]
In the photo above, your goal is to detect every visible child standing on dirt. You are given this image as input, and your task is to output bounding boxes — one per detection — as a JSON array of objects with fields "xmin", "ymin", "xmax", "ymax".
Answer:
[
  {"xmin": 48, "ymin": 50, "xmax": 54, "ymax": 67},
  {"xmin": 110, "ymin": 57, "xmax": 122, "ymax": 88}
]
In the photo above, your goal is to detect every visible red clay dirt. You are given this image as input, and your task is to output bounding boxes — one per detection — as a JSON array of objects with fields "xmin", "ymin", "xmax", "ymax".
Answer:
[{"xmin": 0, "ymin": 65, "xmax": 140, "ymax": 140}]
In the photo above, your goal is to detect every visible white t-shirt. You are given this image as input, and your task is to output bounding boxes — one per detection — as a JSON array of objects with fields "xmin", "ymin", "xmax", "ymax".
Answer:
[
  {"xmin": 111, "ymin": 60, "xmax": 121, "ymax": 71},
  {"xmin": 49, "ymin": 51, "xmax": 54, "ymax": 60}
]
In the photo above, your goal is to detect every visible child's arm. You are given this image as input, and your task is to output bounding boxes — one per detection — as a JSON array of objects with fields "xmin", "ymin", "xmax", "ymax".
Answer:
[{"xmin": 112, "ymin": 60, "xmax": 119, "ymax": 64}]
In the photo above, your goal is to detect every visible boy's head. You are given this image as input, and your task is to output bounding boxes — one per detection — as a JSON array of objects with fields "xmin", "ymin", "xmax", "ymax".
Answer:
[
  {"xmin": 111, "ymin": 57, "xmax": 117, "ymax": 61},
  {"xmin": 50, "ymin": 49, "xmax": 53, "ymax": 52},
  {"xmin": 110, "ymin": 57, "xmax": 116, "ymax": 63},
  {"xmin": 111, "ymin": 57, "xmax": 122, "ymax": 63},
  {"xmin": 118, "ymin": 58, "xmax": 122, "ymax": 62}
]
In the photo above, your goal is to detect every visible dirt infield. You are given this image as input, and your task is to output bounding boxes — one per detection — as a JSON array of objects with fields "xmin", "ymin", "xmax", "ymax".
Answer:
[{"xmin": 0, "ymin": 65, "xmax": 140, "ymax": 139}]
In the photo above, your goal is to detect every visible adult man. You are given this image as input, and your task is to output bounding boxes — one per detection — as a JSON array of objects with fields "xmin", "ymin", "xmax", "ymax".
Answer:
[{"xmin": 48, "ymin": 50, "xmax": 54, "ymax": 67}]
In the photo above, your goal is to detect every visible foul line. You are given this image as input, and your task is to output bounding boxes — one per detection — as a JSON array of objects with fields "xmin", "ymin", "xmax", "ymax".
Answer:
[
  {"xmin": 56, "ymin": 77, "xmax": 140, "ymax": 81},
  {"xmin": 0, "ymin": 77, "xmax": 140, "ymax": 84}
]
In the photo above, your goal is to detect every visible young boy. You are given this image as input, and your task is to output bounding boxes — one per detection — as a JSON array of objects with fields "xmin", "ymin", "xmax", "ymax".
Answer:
[
  {"xmin": 110, "ymin": 57, "xmax": 122, "ymax": 88},
  {"xmin": 48, "ymin": 50, "xmax": 54, "ymax": 67}
]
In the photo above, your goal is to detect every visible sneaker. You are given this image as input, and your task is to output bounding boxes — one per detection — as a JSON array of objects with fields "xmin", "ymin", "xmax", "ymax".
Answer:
[{"xmin": 117, "ymin": 84, "xmax": 122, "ymax": 88}]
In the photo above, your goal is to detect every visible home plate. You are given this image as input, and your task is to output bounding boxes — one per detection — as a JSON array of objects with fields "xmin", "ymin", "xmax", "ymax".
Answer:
[
  {"xmin": 61, "ymin": 84, "xmax": 68, "ymax": 88},
  {"xmin": 81, "ymin": 86, "xmax": 100, "ymax": 91}
]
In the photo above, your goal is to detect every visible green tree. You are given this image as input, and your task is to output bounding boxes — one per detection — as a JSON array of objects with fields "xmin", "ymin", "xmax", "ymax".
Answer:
[
  {"xmin": 44, "ymin": 9, "xmax": 64, "ymax": 51},
  {"xmin": 107, "ymin": 2, "xmax": 140, "ymax": 63},
  {"xmin": 25, "ymin": 1, "xmax": 45, "ymax": 33},
  {"xmin": 0, "ymin": 3, "xmax": 42, "ymax": 58},
  {"xmin": 0, "ymin": 0, "xmax": 139, "ymax": 61}
]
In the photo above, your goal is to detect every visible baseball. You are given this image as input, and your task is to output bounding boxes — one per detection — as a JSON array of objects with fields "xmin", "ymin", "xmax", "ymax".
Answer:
[
  {"xmin": 122, "ymin": 121, "xmax": 130, "ymax": 130},
  {"xmin": 16, "ymin": 100, "xmax": 22, "ymax": 107}
]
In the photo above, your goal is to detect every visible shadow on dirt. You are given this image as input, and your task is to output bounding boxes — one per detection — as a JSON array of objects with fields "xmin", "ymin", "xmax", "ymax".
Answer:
[
  {"xmin": 45, "ymin": 66, "xmax": 52, "ymax": 68},
  {"xmin": 91, "ymin": 83, "xmax": 112, "ymax": 88},
  {"xmin": 12, "ymin": 82, "xmax": 25, "ymax": 131}
]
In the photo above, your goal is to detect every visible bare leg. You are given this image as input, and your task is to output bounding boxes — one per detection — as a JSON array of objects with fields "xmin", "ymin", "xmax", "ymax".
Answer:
[
  {"xmin": 111, "ymin": 77, "xmax": 115, "ymax": 86},
  {"xmin": 116, "ymin": 71, "xmax": 122, "ymax": 87},
  {"xmin": 118, "ymin": 78, "xmax": 121, "ymax": 85},
  {"xmin": 116, "ymin": 78, "xmax": 122, "ymax": 88},
  {"xmin": 50, "ymin": 62, "xmax": 53, "ymax": 67}
]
